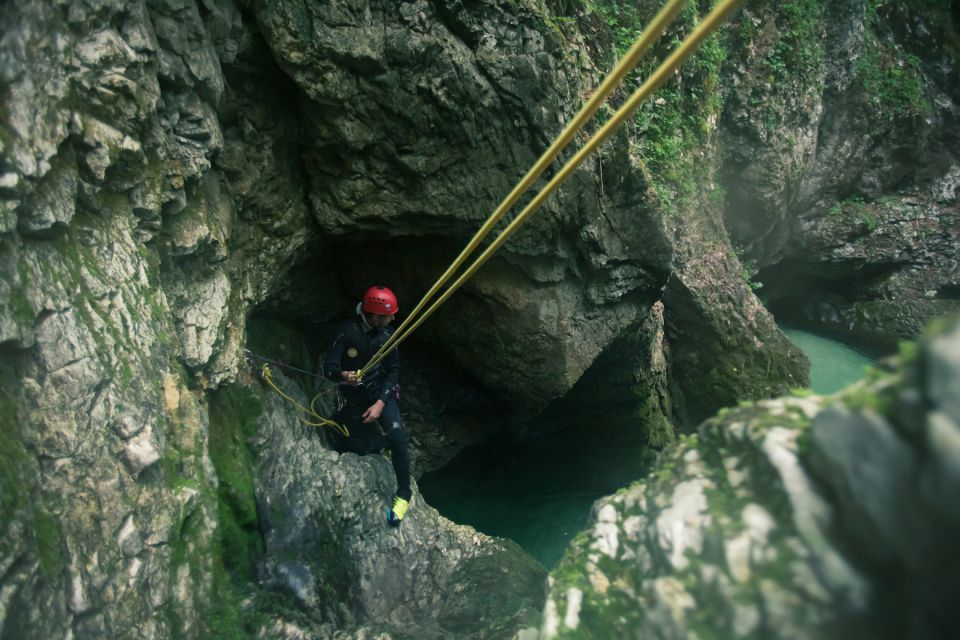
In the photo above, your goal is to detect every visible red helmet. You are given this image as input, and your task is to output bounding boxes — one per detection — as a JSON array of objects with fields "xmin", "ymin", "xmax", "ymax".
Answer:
[{"xmin": 362, "ymin": 285, "xmax": 399, "ymax": 315}]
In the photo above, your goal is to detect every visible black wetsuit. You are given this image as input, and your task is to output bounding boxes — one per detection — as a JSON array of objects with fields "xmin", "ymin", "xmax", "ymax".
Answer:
[{"xmin": 323, "ymin": 315, "xmax": 411, "ymax": 501}]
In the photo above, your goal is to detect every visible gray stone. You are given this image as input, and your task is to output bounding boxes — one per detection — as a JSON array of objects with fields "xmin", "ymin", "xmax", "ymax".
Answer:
[
  {"xmin": 928, "ymin": 321, "xmax": 960, "ymax": 424},
  {"xmin": 251, "ymin": 372, "xmax": 546, "ymax": 639},
  {"xmin": 812, "ymin": 407, "xmax": 930, "ymax": 569},
  {"xmin": 921, "ymin": 411, "xmax": 960, "ymax": 523}
]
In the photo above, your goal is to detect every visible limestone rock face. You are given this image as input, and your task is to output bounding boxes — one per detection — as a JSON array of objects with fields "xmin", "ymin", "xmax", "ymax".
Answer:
[
  {"xmin": 254, "ymin": 0, "xmax": 806, "ymax": 415},
  {"xmin": 236, "ymin": 371, "xmax": 547, "ymax": 639},
  {"xmin": 541, "ymin": 317, "xmax": 960, "ymax": 639},
  {"xmin": 721, "ymin": 1, "xmax": 960, "ymax": 346},
  {"xmin": 772, "ymin": 192, "xmax": 960, "ymax": 346},
  {"xmin": 1, "ymin": 0, "xmax": 314, "ymax": 636}
]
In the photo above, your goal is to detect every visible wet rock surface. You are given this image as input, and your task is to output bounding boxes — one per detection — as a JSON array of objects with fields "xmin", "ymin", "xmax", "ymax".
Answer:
[
  {"xmin": 234, "ymin": 370, "xmax": 547, "ymax": 640},
  {"xmin": 1, "ymin": 0, "xmax": 958, "ymax": 637},
  {"xmin": 541, "ymin": 316, "xmax": 960, "ymax": 639}
]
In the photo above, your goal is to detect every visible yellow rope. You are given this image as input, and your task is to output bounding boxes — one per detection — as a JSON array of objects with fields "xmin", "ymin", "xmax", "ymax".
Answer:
[
  {"xmin": 260, "ymin": 364, "xmax": 350, "ymax": 437},
  {"xmin": 359, "ymin": 0, "xmax": 690, "ymax": 379},
  {"xmin": 360, "ymin": 0, "xmax": 744, "ymax": 377}
]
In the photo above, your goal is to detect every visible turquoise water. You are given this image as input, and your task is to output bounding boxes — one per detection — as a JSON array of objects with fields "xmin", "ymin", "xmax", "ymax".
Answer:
[
  {"xmin": 421, "ymin": 327, "xmax": 877, "ymax": 568},
  {"xmin": 419, "ymin": 427, "xmax": 650, "ymax": 569},
  {"xmin": 781, "ymin": 327, "xmax": 877, "ymax": 394}
]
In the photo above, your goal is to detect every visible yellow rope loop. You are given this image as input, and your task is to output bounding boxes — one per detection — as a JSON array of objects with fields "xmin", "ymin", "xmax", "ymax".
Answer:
[
  {"xmin": 312, "ymin": 392, "xmax": 351, "ymax": 437},
  {"xmin": 260, "ymin": 364, "xmax": 350, "ymax": 437},
  {"xmin": 359, "ymin": 0, "xmax": 745, "ymax": 375}
]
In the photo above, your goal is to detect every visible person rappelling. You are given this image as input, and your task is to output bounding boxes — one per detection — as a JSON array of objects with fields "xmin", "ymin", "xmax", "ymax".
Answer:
[
  {"xmin": 253, "ymin": 0, "xmax": 746, "ymax": 529},
  {"xmin": 323, "ymin": 285, "xmax": 412, "ymax": 526}
]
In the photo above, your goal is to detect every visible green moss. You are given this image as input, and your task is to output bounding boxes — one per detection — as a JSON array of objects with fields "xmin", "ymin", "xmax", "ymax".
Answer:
[
  {"xmin": 634, "ymin": 388, "xmax": 676, "ymax": 455},
  {"xmin": 11, "ymin": 253, "xmax": 37, "ymax": 325},
  {"xmin": 857, "ymin": 1, "xmax": 932, "ymax": 121},
  {"xmin": 208, "ymin": 383, "xmax": 265, "ymax": 583},
  {"xmin": 206, "ymin": 547, "xmax": 247, "ymax": 639},
  {"xmin": 0, "ymin": 392, "xmax": 29, "ymax": 533},
  {"xmin": 33, "ymin": 505, "xmax": 65, "ymax": 577}
]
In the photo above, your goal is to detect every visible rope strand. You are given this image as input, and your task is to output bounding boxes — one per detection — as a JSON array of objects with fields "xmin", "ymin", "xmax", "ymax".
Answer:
[
  {"xmin": 360, "ymin": 0, "xmax": 745, "ymax": 375},
  {"xmin": 358, "ymin": 0, "xmax": 692, "ymax": 378}
]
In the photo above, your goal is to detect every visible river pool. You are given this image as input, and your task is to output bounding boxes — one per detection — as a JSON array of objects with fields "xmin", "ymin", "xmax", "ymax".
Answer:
[{"xmin": 420, "ymin": 327, "xmax": 878, "ymax": 567}]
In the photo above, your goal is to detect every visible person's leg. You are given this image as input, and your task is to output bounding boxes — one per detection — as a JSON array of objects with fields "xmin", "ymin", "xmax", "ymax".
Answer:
[
  {"xmin": 377, "ymin": 397, "xmax": 411, "ymax": 501},
  {"xmin": 332, "ymin": 400, "xmax": 375, "ymax": 454}
]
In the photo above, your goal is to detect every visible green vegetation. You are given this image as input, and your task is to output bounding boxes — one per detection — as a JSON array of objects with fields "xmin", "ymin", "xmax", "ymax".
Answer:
[
  {"xmin": 208, "ymin": 384, "xmax": 265, "ymax": 583},
  {"xmin": 737, "ymin": 0, "xmax": 827, "ymax": 136},
  {"xmin": 763, "ymin": 0, "xmax": 826, "ymax": 83},
  {"xmin": 830, "ymin": 195, "xmax": 880, "ymax": 231},
  {"xmin": 856, "ymin": 0, "xmax": 931, "ymax": 121},
  {"xmin": 588, "ymin": 1, "xmax": 731, "ymax": 212}
]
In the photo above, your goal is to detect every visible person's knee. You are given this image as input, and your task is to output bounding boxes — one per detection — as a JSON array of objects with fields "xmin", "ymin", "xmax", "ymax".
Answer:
[{"xmin": 385, "ymin": 423, "xmax": 407, "ymax": 448}]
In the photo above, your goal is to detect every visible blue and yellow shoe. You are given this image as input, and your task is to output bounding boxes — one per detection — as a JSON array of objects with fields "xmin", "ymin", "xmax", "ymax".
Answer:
[{"xmin": 388, "ymin": 496, "xmax": 409, "ymax": 526}]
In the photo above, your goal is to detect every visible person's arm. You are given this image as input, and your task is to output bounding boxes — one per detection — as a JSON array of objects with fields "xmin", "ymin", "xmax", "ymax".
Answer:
[
  {"xmin": 323, "ymin": 322, "xmax": 360, "ymax": 387},
  {"xmin": 323, "ymin": 323, "xmax": 353, "ymax": 383}
]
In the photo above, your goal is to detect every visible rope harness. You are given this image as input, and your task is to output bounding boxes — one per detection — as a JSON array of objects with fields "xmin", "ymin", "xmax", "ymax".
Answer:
[
  {"xmin": 245, "ymin": 350, "xmax": 350, "ymax": 437},
  {"xmin": 357, "ymin": 0, "xmax": 745, "ymax": 380}
]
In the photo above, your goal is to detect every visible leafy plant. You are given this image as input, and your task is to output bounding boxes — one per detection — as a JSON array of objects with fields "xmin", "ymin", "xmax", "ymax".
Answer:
[
  {"xmin": 733, "ymin": 245, "xmax": 763, "ymax": 291},
  {"xmin": 589, "ymin": 1, "xmax": 731, "ymax": 212},
  {"xmin": 856, "ymin": 1, "xmax": 931, "ymax": 121}
]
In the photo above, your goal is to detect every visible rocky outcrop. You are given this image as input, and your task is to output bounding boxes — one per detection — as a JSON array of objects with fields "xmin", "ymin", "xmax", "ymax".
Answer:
[
  {"xmin": 231, "ymin": 370, "xmax": 547, "ymax": 640},
  {"xmin": 540, "ymin": 316, "xmax": 960, "ymax": 639},
  {"xmin": 765, "ymin": 192, "xmax": 960, "ymax": 346},
  {"xmin": 0, "ymin": 0, "xmax": 317, "ymax": 636},
  {"xmin": 2, "ymin": 0, "xmax": 955, "ymax": 638},
  {"xmin": 721, "ymin": 0, "xmax": 960, "ymax": 346}
]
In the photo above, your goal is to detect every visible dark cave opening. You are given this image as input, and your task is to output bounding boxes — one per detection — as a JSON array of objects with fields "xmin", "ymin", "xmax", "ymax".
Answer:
[
  {"xmin": 246, "ymin": 231, "xmax": 519, "ymax": 475},
  {"xmin": 756, "ymin": 257, "xmax": 902, "ymax": 353},
  {"xmin": 246, "ymin": 232, "xmax": 673, "ymax": 565}
]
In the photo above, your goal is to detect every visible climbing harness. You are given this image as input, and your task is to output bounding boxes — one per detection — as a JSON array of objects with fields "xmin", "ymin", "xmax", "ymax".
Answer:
[
  {"xmin": 245, "ymin": 349, "xmax": 350, "ymax": 437},
  {"xmin": 357, "ymin": 0, "xmax": 744, "ymax": 379}
]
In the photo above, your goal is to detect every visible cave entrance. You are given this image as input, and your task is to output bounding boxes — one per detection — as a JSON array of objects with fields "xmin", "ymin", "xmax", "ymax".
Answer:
[
  {"xmin": 752, "ymin": 259, "xmax": 887, "ymax": 394},
  {"xmin": 251, "ymin": 234, "xmax": 672, "ymax": 568},
  {"xmin": 417, "ymin": 319, "xmax": 673, "ymax": 569}
]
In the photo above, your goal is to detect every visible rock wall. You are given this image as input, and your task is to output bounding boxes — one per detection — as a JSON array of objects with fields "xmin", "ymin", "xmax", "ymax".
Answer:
[
  {"xmin": 721, "ymin": 0, "xmax": 960, "ymax": 346},
  {"xmin": 1, "ymin": 0, "xmax": 316, "ymax": 636},
  {"xmin": 253, "ymin": 0, "xmax": 808, "ymax": 416},
  {"xmin": 540, "ymin": 316, "xmax": 960, "ymax": 639},
  {"xmin": 1, "ymin": 0, "xmax": 956, "ymax": 638}
]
